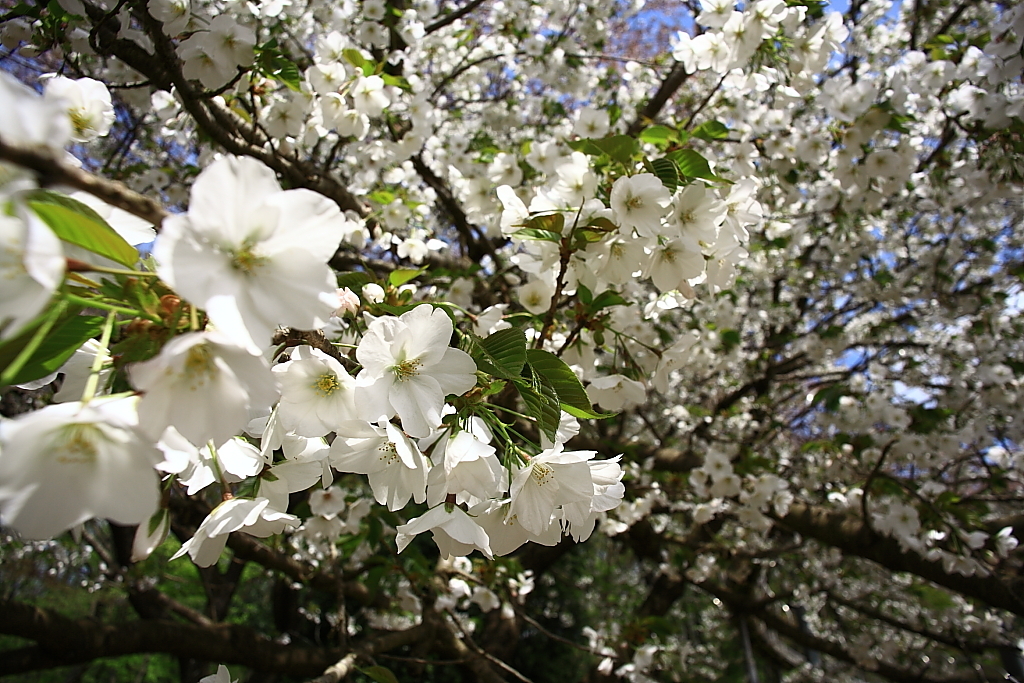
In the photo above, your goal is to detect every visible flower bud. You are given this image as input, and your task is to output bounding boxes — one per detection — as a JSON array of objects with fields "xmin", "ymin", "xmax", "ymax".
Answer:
[{"xmin": 362, "ymin": 282, "xmax": 385, "ymax": 304}]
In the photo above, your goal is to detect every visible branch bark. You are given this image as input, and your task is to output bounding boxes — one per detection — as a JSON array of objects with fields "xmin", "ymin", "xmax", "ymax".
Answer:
[
  {"xmin": 776, "ymin": 503, "xmax": 1024, "ymax": 617},
  {"xmin": 0, "ymin": 137, "xmax": 168, "ymax": 227},
  {"xmin": 0, "ymin": 597, "xmax": 431, "ymax": 677}
]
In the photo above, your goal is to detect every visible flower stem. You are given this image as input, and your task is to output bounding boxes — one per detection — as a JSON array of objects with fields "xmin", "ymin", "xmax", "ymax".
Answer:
[
  {"xmin": 63, "ymin": 293, "xmax": 153, "ymax": 319},
  {"xmin": 0, "ymin": 299, "xmax": 68, "ymax": 386},
  {"xmin": 81, "ymin": 310, "xmax": 115, "ymax": 404}
]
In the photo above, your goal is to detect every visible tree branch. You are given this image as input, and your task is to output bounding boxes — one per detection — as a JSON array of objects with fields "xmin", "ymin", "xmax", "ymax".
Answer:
[
  {"xmin": 0, "ymin": 597, "xmax": 431, "ymax": 677},
  {"xmin": 0, "ymin": 137, "xmax": 167, "ymax": 227},
  {"xmin": 776, "ymin": 503, "xmax": 1024, "ymax": 617}
]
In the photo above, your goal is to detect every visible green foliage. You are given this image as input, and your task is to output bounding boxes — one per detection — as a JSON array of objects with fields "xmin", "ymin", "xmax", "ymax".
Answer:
[
  {"xmin": 254, "ymin": 40, "xmax": 303, "ymax": 90},
  {"xmin": 567, "ymin": 135, "xmax": 639, "ymax": 165},
  {"xmin": 26, "ymin": 189, "xmax": 138, "ymax": 267}
]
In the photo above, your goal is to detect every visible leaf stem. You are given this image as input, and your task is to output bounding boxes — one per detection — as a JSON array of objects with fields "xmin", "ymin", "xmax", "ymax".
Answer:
[
  {"xmin": 0, "ymin": 299, "xmax": 68, "ymax": 386},
  {"xmin": 80, "ymin": 310, "xmax": 115, "ymax": 404}
]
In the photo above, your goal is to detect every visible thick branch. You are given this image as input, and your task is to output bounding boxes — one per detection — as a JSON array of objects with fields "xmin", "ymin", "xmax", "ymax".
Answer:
[
  {"xmin": 776, "ymin": 503, "xmax": 1024, "ymax": 617},
  {"xmin": 425, "ymin": 0, "xmax": 489, "ymax": 34},
  {"xmin": 699, "ymin": 580, "xmax": 1006, "ymax": 683},
  {"xmin": 225, "ymin": 533, "xmax": 377, "ymax": 607},
  {"xmin": 0, "ymin": 137, "xmax": 167, "ymax": 227},
  {"xmin": 0, "ymin": 597, "xmax": 430, "ymax": 677},
  {"xmin": 626, "ymin": 63, "xmax": 690, "ymax": 136}
]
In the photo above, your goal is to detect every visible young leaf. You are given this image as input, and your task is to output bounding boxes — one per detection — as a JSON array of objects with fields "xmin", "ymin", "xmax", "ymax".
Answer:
[
  {"xmin": 519, "ymin": 212, "xmax": 565, "ymax": 235},
  {"xmin": 691, "ymin": 120, "xmax": 730, "ymax": 141},
  {"xmin": 26, "ymin": 190, "xmax": 139, "ymax": 267},
  {"xmin": 0, "ymin": 306, "xmax": 103, "ymax": 386},
  {"xmin": 567, "ymin": 135, "xmax": 639, "ymax": 165},
  {"xmin": 666, "ymin": 149, "xmax": 721, "ymax": 183},
  {"xmin": 477, "ymin": 327, "xmax": 528, "ymax": 377},
  {"xmin": 511, "ymin": 228, "xmax": 562, "ymax": 242},
  {"xmin": 650, "ymin": 156, "xmax": 681, "ymax": 193},
  {"xmin": 388, "ymin": 268, "xmax": 426, "ymax": 287},
  {"xmin": 336, "ymin": 271, "xmax": 372, "ymax": 294},
  {"xmin": 589, "ymin": 290, "xmax": 627, "ymax": 312},
  {"xmin": 525, "ymin": 349, "xmax": 612, "ymax": 419},
  {"xmin": 639, "ymin": 125, "xmax": 679, "ymax": 147},
  {"xmin": 360, "ymin": 666, "xmax": 400, "ymax": 683},
  {"xmin": 515, "ymin": 374, "xmax": 561, "ymax": 443}
]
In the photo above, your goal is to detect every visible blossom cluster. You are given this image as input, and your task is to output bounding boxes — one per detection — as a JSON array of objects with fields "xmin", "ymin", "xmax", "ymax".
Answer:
[{"xmin": 0, "ymin": 80, "xmax": 625, "ymax": 564}]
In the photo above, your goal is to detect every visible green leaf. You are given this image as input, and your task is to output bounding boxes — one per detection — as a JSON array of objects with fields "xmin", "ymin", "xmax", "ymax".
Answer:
[
  {"xmin": 515, "ymin": 375, "xmax": 561, "ymax": 443},
  {"xmin": 720, "ymin": 329, "xmax": 741, "ymax": 352},
  {"xmin": 381, "ymin": 73, "xmax": 411, "ymax": 91},
  {"xmin": 639, "ymin": 125, "xmax": 678, "ymax": 147},
  {"xmin": 359, "ymin": 666, "xmax": 400, "ymax": 683},
  {"xmin": 666, "ymin": 149, "xmax": 722, "ymax": 183},
  {"xmin": 343, "ymin": 48, "xmax": 367, "ymax": 70},
  {"xmin": 589, "ymin": 290, "xmax": 627, "ymax": 312},
  {"xmin": 516, "ymin": 212, "xmax": 565, "ymax": 236},
  {"xmin": 336, "ymin": 271, "xmax": 372, "ymax": 294},
  {"xmin": 26, "ymin": 190, "xmax": 138, "ymax": 267},
  {"xmin": 812, "ymin": 384, "xmax": 848, "ymax": 412},
  {"xmin": 525, "ymin": 349, "xmax": 613, "ymax": 419},
  {"xmin": 650, "ymin": 156, "xmax": 680, "ymax": 193},
  {"xmin": 0, "ymin": 306, "xmax": 103, "ymax": 386},
  {"xmin": 269, "ymin": 55, "xmax": 301, "ymax": 90},
  {"xmin": 691, "ymin": 120, "xmax": 730, "ymax": 141},
  {"xmin": 388, "ymin": 268, "xmax": 426, "ymax": 287},
  {"xmin": 568, "ymin": 135, "xmax": 639, "ymax": 165},
  {"xmin": 368, "ymin": 189, "xmax": 396, "ymax": 205},
  {"xmin": 511, "ymin": 228, "xmax": 562, "ymax": 242},
  {"xmin": 585, "ymin": 217, "xmax": 618, "ymax": 232},
  {"xmin": 476, "ymin": 327, "xmax": 528, "ymax": 378}
]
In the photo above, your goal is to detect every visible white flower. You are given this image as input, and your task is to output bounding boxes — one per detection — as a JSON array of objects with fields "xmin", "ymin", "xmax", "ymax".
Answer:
[
  {"xmin": 609, "ymin": 174, "xmax": 672, "ymax": 238},
  {"xmin": 586, "ymin": 374, "xmax": 646, "ymax": 411},
  {"xmin": 177, "ymin": 15, "xmax": 256, "ymax": 89},
  {"xmin": 517, "ymin": 278, "xmax": 554, "ymax": 315},
  {"xmin": 351, "ymin": 75, "xmax": 390, "ymax": 117},
  {"xmin": 199, "ymin": 665, "xmax": 236, "ymax": 683},
  {"xmin": 153, "ymin": 156, "xmax": 347, "ymax": 352},
  {"xmin": 149, "ymin": 0, "xmax": 191, "ymax": 35},
  {"xmin": 0, "ymin": 211, "xmax": 64, "ymax": 340},
  {"xmin": 43, "ymin": 77, "xmax": 115, "ymax": 142},
  {"xmin": 496, "ymin": 185, "xmax": 529, "ymax": 235},
  {"xmin": 0, "ymin": 397, "xmax": 161, "ymax": 540},
  {"xmin": 508, "ymin": 445, "xmax": 596, "ymax": 535},
  {"xmin": 129, "ymin": 331, "xmax": 279, "ymax": 447},
  {"xmin": 171, "ymin": 497, "xmax": 299, "ymax": 567},
  {"xmin": 559, "ymin": 456, "xmax": 625, "ymax": 542},
  {"xmin": 427, "ymin": 429, "xmax": 505, "ymax": 506},
  {"xmin": 355, "ymin": 305, "xmax": 477, "ymax": 437},
  {"xmin": 309, "ymin": 486, "xmax": 348, "ymax": 517},
  {"xmin": 573, "ymin": 107, "xmax": 610, "ymax": 138},
  {"xmin": 330, "ymin": 420, "xmax": 430, "ymax": 510},
  {"xmin": 257, "ymin": 437, "xmax": 330, "ymax": 511},
  {"xmin": 396, "ymin": 504, "xmax": 493, "ymax": 559},
  {"xmin": 645, "ymin": 239, "xmax": 706, "ymax": 292},
  {"xmin": 273, "ymin": 345, "xmax": 357, "ymax": 437},
  {"xmin": 469, "ymin": 499, "xmax": 562, "ymax": 556},
  {"xmin": 0, "ymin": 70, "xmax": 71, "ymax": 150},
  {"xmin": 132, "ymin": 509, "xmax": 170, "ymax": 562}
]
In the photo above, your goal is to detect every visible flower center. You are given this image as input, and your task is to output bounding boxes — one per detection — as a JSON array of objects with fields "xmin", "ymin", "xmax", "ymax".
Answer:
[
  {"xmin": 531, "ymin": 462, "xmax": 555, "ymax": 486},
  {"xmin": 183, "ymin": 343, "xmax": 216, "ymax": 388},
  {"xmin": 391, "ymin": 358, "xmax": 422, "ymax": 382},
  {"xmin": 53, "ymin": 423, "xmax": 102, "ymax": 464},
  {"xmin": 626, "ymin": 195, "xmax": 643, "ymax": 211},
  {"xmin": 230, "ymin": 239, "xmax": 268, "ymax": 275},
  {"xmin": 377, "ymin": 441, "xmax": 400, "ymax": 465},
  {"xmin": 69, "ymin": 109, "xmax": 92, "ymax": 138},
  {"xmin": 312, "ymin": 373, "xmax": 341, "ymax": 397}
]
